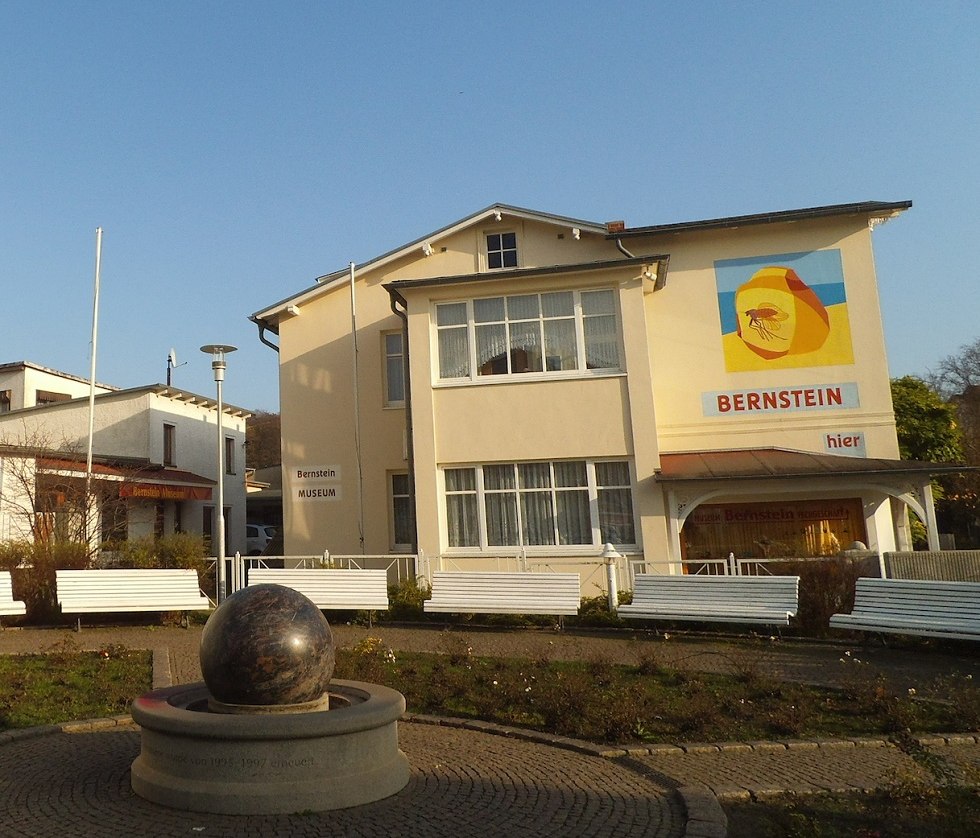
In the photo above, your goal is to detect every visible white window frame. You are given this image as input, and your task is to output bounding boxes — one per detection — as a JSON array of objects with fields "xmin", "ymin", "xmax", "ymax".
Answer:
[
  {"xmin": 225, "ymin": 436, "xmax": 236, "ymax": 475},
  {"xmin": 163, "ymin": 423, "xmax": 176, "ymax": 467},
  {"xmin": 389, "ymin": 472, "xmax": 412, "ymax": 551},
  {"xmin": 434, "ymin": 287, "xmax": 623, "ymax": 383},
  {"xmin": 442, "ymin": 459, "xmax": 638, "ymax": 553},
  {"xmin": 382, "ymin": 330, "xmax": 406, "ymax": 408},
  {"xmin": 485, "ymin": 230, "xmax": 519, "ymax": 270}
]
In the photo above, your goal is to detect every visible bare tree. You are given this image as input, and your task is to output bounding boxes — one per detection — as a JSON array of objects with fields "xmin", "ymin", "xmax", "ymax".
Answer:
[
  {"xmin": 928, "ymin": 337, "xmax": 980, "ymax": 399},
  {"xmin": 0, "ymin": 424, "xmax": 135, "ymax": 560},
  {"xmin": 245, "ymin": 411, "xmax": 281, "ymax": 469}
]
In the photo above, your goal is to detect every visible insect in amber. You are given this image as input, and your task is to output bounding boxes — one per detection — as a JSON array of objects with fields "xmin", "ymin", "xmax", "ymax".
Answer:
[{"xmin": 743, "ymin": 302, "xmax": 789, "ymax": 341}]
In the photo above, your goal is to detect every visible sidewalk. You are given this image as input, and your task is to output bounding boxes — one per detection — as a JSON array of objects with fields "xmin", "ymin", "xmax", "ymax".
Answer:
[{"xmin": 2, "ymin": 623, "xmax": 979, "ymax": 837}]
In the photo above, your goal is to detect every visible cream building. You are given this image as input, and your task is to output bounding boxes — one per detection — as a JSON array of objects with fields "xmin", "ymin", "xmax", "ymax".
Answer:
[{"xmin": 253, "ymin": 201, "xmax": 949, "ymax": 578}]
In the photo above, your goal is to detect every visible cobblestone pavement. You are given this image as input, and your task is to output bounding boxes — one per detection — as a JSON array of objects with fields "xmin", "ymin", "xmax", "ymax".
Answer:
[
  {"xmin": 1, "ymin": 721, "xmax": 682, "ymax": 838},
  {"xmin": 2, "ymin": 623, "xmax": 979, "ymax": 837}
]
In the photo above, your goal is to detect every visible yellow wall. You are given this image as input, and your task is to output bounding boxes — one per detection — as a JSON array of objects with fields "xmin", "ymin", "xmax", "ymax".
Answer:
[{"xmin": 627, "ymin": 217, "xmax": 899, "ymax": 458}]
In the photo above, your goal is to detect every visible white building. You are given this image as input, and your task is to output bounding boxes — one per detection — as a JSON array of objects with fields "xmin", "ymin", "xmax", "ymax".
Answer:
[{"xmin": 0, "ymin": 362, "xmax": 249, "ymax": 556}]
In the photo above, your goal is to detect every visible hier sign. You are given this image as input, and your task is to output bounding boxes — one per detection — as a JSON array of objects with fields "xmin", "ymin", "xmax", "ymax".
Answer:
[
  {"xmin": 823, "ymin": 431, "xmax": 866, "ymax": 458},
  {"xmin": 292, "ymin": 465, "xmax": 342, "ymax": 503}
]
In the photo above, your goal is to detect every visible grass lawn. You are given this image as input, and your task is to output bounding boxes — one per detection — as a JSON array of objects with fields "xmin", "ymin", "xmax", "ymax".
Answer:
[
  {"xmin": 725, "ymin": 786, "xmax": 980, "ymax": 837},
  {"xmin": 0, "ymin": 644, "xmax": 151, "ymax": 730},
  {"xmin": 333, "ymin": 638, "xmax": 980, "ymax": 745}
]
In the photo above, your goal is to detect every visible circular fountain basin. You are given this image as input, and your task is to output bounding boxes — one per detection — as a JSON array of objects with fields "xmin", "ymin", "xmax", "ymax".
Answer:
[{"xmin": 130, "ymin": 679, "xmax": 410, "ymax": 815}]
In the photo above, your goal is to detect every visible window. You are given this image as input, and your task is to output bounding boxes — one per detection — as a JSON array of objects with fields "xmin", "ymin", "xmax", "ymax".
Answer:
[
  {"xmin": 225, "ymin": 436, "xmax": 236, "ymax": 475},
  {"xmin": 444, "ymin": 460, "xmax": 636, "ymax": 549},
  {"xmin": 0, "ymin": 390, "xmax": 10, "ymax": 413},
  {"xmin": 100, "ymin": 500, "xmax": 128, "ymax": 544},
  {"xmin": 35, "ymin": 390, "xmax": 70, "ymax": 406},
  {"xmin": 163, "ymin": 424, "xmax": 176, "ymax": 467},
  {"xmin": 436, "ymin": 288, "xmax": 621, "ymax": 381},
  {"xmin": 486, "ymin": 231, "xmax": 518, "ymax": 269},
  {"xmin": 390, "ymin": 473, "xmax": 413, "ymax": 549},
  {"xmin": 154, "ymin": 501, "xmax": 165, "ymax": 539},
  {"xmin": 383, "ymin": 331, "xmax": 406, "ymax": 407},
  {"xmin": 203, "ymin": 506, "xmax": 214, "ymax": 548}
]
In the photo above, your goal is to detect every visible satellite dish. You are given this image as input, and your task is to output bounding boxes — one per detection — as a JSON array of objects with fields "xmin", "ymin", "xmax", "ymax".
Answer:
[{"xmin": 168, "ymin": 349, "xmax": 177, "ymax": 367}]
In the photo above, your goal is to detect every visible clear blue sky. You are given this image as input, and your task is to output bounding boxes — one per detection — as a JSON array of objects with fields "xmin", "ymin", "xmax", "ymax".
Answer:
[{"xmin": 2, "ymin": 2, "xmax": 977, "ymax": 412}]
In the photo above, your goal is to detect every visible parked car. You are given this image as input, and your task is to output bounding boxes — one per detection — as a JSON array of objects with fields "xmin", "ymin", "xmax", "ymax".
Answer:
[{"xmin": 246, "ymin": 524, "xmax": 277, "ymax": 556}]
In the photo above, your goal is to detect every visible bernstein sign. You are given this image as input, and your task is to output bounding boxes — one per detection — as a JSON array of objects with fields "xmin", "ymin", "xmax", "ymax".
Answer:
[
  {"xmin": 702, "ymin": 382, "xmax": 860, "ymax": 417},
  {"xmin": 119, "ymin": 484, "xmax": 212, "ymax": 501}
]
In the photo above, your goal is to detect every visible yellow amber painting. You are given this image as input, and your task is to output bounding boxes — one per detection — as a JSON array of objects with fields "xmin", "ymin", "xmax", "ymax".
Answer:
[{"xmin": 715, "ymin": 250, "xmax": 854, "ymax": 372}]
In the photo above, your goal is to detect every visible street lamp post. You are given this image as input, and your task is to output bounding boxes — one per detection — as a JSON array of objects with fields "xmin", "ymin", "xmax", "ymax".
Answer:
[{"xmin": 200, "ymin": 344, "xmax": 237, "ymax": 603}]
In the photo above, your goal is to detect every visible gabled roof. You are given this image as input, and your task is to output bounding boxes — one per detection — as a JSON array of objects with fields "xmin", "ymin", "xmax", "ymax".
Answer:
[
  {"xmin": 655, "ymin": 447, "xmax": 969, "ymax": 482},
  {"xmin": 613, "ymin": 200, "xmax": 912, "ymax": 239},
  {"xmin": 251, "ymin": 203, "xmax": 608, "ymax": 327}
]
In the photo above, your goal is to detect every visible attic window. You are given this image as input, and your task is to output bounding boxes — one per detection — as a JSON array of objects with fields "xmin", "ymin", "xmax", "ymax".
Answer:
[{"xmin": 486, "ymin": 232, "xmax": 518, "ymax": 269}]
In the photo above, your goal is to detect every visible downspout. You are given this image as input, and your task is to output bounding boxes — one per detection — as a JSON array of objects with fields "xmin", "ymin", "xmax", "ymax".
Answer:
[
  {"xmin": 389, "ymin": 287, "xmax": 417, "ymax": 555},
  {"xmin": 255, "ymin": 323, "xmax": 280, "ymax": 353},
  {"xmin": 615, "ymin": 238, "xmax": 635, "ymax": 259},
  {"xmin": 350, "ymin": 262, "xmax": 365, "ymax": 552}
]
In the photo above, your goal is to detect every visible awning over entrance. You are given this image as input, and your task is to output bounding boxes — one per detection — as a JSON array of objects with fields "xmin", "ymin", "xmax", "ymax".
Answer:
[
  {"xmin": 655, "ymin": 448, "xmax": 964, "ymax": 482},
  {"xmin": 38, "ymin": 458, "xmax": 215, "ymax": 501}
]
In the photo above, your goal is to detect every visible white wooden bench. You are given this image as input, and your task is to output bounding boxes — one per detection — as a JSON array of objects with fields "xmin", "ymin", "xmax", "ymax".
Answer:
[
  {"xmin": 56, "ymin": 568, "xmax": 211, "ymax": 629},
  {"xmin": 423, "ymin": 571, "xmax": 581, "ymax": 619},
  {"xmin": 830, "ymin": 577, "xmax": 980, "ymax": 641},
  {"xmin": 247, "ymin": 568, "xmax": 390, "ymax": 613},
  {"xmin": 618, "ymin": 574, "xmax": 800, "ymax": 626},
  {"xmin": 0, "ymin": 571, "xmax": 27, "ymax": 624}
]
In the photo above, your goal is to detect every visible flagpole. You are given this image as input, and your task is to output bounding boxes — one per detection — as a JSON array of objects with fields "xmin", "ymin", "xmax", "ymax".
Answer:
[{"xmin": 85, "ymin": 227, "xmax": 103, "ymax": 543}]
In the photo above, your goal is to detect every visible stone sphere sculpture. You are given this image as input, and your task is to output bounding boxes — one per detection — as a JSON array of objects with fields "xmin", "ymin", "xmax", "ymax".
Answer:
[{"xmin": 200, "ymin": 583, "xmax": 335, "ymax": 710}]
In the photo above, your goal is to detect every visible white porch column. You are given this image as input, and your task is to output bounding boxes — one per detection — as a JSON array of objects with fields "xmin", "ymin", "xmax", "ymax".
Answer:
[
  {"xmin": 919, "ymin": 479, "xmax": 941, "ymax": 551},
  {"xmin": 665, "ymin": 489, "xmax": 684, "ymax": 574}
]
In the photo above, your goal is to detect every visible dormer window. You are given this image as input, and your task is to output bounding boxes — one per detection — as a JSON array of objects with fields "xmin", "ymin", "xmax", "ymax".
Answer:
[{"xmin": 486, "ymin": 232, "xmax": 518, "ymax": 269}]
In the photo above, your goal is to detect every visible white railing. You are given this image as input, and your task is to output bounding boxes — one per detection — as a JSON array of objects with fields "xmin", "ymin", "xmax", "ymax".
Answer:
[
  {"xmin": 227, "ymin": 552, "xmax": 420, "ymax": 594},
  {"xmin": 421, "ymin": 552, "xmax": 634, "ymax": 600},
  {"xmin": 881, "ymin": 550, "xmax": 980, "ymax": 582}
]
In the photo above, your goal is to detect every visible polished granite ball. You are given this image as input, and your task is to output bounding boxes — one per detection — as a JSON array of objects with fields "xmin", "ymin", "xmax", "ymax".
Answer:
[{"xmin": 200, "ymin": 583, "xmax": 335, "ymax": 708}]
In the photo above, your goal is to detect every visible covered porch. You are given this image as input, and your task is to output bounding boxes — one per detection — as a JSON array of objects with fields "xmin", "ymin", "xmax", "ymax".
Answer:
[{"xmin": 654, "ymin": 448, "xmax": 967, "ymax": 571}]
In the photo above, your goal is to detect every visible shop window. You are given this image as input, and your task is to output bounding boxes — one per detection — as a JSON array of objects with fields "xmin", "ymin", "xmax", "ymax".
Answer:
[{"xmin": 680, "ymin": 498, "xmax": 866, "ymax": 564}]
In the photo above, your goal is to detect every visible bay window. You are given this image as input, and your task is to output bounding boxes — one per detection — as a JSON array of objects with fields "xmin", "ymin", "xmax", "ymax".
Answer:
[
  {"xmin": 436, "ymin": 288, "xmax": 621, "ymax": 381},
  {"xmin": 444, "ymin": 459, "xmax": 636, "ymax": 549}
]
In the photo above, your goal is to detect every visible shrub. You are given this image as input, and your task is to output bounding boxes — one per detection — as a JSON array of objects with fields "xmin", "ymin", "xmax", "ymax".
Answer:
[
  {"xmin": 0, "ymin": 540, "xmax": 30, "ymax": 572},
  {"xmin": 384, "ymin": 578, "xmax": 430, "ymax": 621},
  {"xmin": 769, "ymin": 556, "xmax": 865, "ymax": 636},
  {"xmin": 108, "ymin": 533, "xmax": 208, "ymax": 570},
  {"xmin": 9, "ymin": 541, "xmax": 89, "ymax": 623},
  {"xmin": 567, "ymin": 594, "xmax": 626, "ymax": 628}
]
